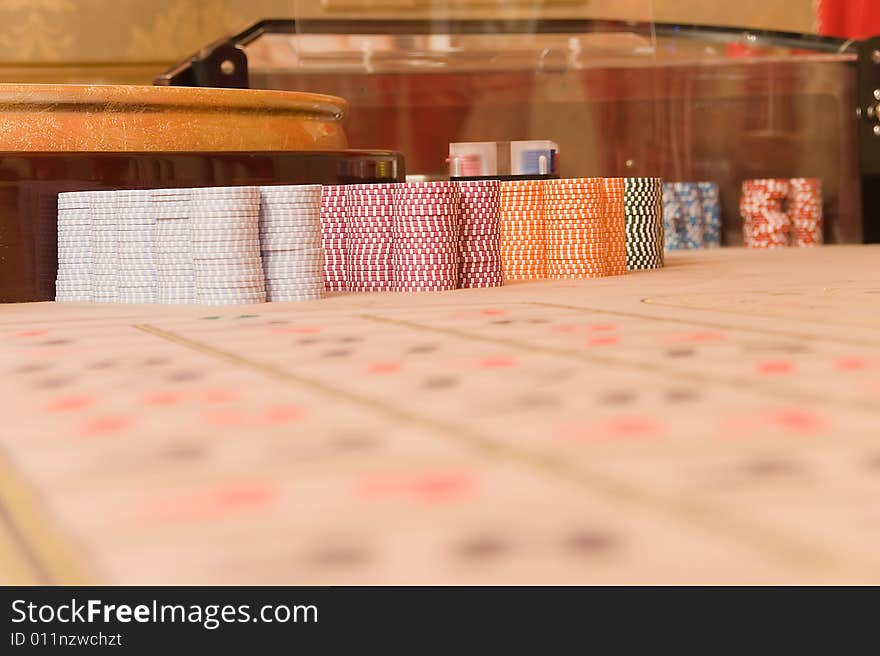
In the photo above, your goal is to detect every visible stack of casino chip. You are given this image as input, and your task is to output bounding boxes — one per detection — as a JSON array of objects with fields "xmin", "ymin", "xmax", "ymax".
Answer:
[
  {"xmin": 624, "ymin": 177, "xmax": 664, "ymax": 270},
  {"xmin": 320, "ymin": 185, "xmax": 348, "ymax": 291},
  {"xmin": 673, "ymin": 182, "xmax": 704, "ymax": 250},
  {"xmin": 113, "ymin": 190, "xmax": 158, "ymax": 304},
  {"xmin": 153, "ymin": 187, "xmax": 195, "ymax": 304},
  {"xmin": 603, "ymin": 178, "xmax": 628, "ymax": 276},
  {"xmin": 457, "ymin": 180, "xmax": 502, "ymax": 288},
  {"xmin": 544, "ymin": 178, "xmax": 607, "ymax": 279},
  {"xmin": 662, "ymin": 183, "xmax": 684, "ymax": 251},
  {"xmin": 189, "ymin": 186, "xmax": 267, "ymax": 305},
  {"xmin": 259, "ymin": 185, "xmax": 325, "ymax": 302},
  {"xmin": 393, "ymin": 181, "xmax": 460, "ymax": 292},
  {"xmin": 55, "ymin": 191, "xmax": 93, "ymax": 302},
  {"xmin": 740, "ymin": 179, "xmax": 791, "ymax": 249},
  {"xmin": 90, "ymin": 191, "xmax": 121, "ymax": 303},
  {"xmin": 788, "ymin": 178, "xmax": 823, "ymax": 247},
  {"xmin": 499, "ymin": 180, "xmax": 545, "ymax": 281},
  {"xmin": 347, "ymin": 183, "xmax": 395, "ymax": 292},
  {"xmin": 697, "ymin": 182, "xmax": 722, "ymax": 248}
]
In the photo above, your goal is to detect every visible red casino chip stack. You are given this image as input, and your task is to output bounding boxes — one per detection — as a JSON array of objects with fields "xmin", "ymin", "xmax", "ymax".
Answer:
[
  {"xmin": 500, "ymin": 180, "xmax": 545, "ymax": 281},
  {"xmin": 543, "ymin": 177, "xmax": 607, "ymax": 279},
  {"xmin": 320, "ymin": 185, "xmax": 348, "ymax": 291},
  {"xmin": 788, "ymin": 178, "xmax": 823, "ymax": 247},
  {"xmin": 603, "ymin": 177, "xmax": 628, "ymax": 276},
  {"xmin": 347, "ymin": 183, "xmax": 395, "ymax": 292},
  {"xmin": 458, "ymin": 180, "xmax": 502, "ymax": 288},
  {"xmin": 393, "ymin": 181, "xmax": 461, "ymax": 292},
  {"xmin": 740, "ymin": 179, "xmax": 791, "ymax": 249}
]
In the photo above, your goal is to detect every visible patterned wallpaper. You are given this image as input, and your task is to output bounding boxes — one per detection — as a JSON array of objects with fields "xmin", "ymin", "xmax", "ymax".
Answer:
[
  {"xmin": 0, "ymin": 0, "xmax": 291, "ymax": 63},
  {"xmin": 0, "ymin": 0, "xmax": 815, "ymax": 83}
]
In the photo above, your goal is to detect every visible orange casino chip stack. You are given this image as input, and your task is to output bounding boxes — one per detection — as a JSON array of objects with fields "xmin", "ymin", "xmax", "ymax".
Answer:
[
  {"xmin": 788, "ymin": 178, "xmax": 823, "ymax": 247},
  {"xmin": 499, "ymin": 180, "xmax": 545, "ymax": 281},
  {"xmin": 543, "ymin": 177, "xmax": 607, "ymax": 279},
  {"xmin": 740, "ymin": 179, "xmax": 791, "ymax": 249},
  {"xmin": 603, "ymin": 178, "xmax": 628, "ymax": 276}
]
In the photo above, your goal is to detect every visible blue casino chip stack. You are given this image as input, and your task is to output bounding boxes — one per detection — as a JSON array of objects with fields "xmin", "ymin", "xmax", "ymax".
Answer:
[
  {"xmin": 697, "ymin": 182, "xmax": 722, "ymax": 248},
  {"xmin": 663, "ymin": 181, "xmax": 723, "ymax": 250}
]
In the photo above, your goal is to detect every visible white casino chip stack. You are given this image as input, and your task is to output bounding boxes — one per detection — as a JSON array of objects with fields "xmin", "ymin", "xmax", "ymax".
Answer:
[
  {"xmin": 153, "ymin": 188, "xmax": 195, "ymax": 304},
  {"xmin": 115, "ymin": 190, "xmax": 158, "ymax": 304},
  {"xmin": 89, "ymin": 190, "xmax": 121, "ymax": 303},
  {"xmin": 259, "ymin": 185, "xmax": 325, "ymax": 302},
  {"xmin": 55, "ymin": 191, "xmax": 93, "ymax": 302},
  {"xmin": 189, "ymin": 186, "xmax": 267, "ymax": 305}
]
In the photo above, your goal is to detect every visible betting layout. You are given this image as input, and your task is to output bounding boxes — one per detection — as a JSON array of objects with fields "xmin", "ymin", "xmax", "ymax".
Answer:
[{"xmin": 2, "ymin": 246, "xmax": 880, "ymax": 584}]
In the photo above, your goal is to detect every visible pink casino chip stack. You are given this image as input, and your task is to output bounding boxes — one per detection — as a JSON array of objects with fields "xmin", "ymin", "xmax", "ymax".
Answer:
[
  {"xmin": 393, "ymin": 182, "xmax": 461, "ymax": 292},
  {"xmin": 457, "ymin": 180, "xmax": 502, "ymax": 288}
]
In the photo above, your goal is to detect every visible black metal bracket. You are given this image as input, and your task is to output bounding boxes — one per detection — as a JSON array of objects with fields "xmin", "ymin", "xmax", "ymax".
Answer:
[{"xmin": 153, "ymin": 20, "xmax": 299, "ymax": 88}]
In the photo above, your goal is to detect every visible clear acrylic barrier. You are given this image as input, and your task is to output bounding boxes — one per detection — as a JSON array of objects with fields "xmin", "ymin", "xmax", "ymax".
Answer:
[{"xmin": 233, "ymin": 1, "xmax": 861, "ymax": 243}]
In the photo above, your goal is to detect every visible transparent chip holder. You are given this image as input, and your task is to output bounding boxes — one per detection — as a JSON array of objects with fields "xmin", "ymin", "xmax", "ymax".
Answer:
[{"xmin": 156, "ymin": 1, "xmax": 878, "ymax": 244}]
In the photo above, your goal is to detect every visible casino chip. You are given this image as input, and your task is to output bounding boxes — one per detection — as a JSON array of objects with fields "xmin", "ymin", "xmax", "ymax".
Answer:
[
  {"xmin": 500, "ymin": 179, "xmax": 544, "ymax": 281},
  {"xmin": 740, "ymin": 178, "xmax": 822, "ymax": 249},
  {"xmin": 740, "ymin": 179, "xmax": 791, "ymax": 249},
  {"xmin": 347, "ymin": 183, "xmax": 395, "ymax": 292},
  {"xmin": 697, "ymin": 182, "xmax": 722, "ymax": 248},
  {"xmin": 603, "ymin": 178, "xmax": 628, "ymax": 277},
  {"xmin": 675, "ymin": 182, "xmax": 704, "ymax": 250},
  {"xmin": 661, "ymin": 183, "xmax": 684, "ymax": 252},
  {"xmin": 625, "ymin": 178, "xmax": 664, "ymax": 271},
  {"xmin": 321, "ymin": 185, "xmax": 348, "ymax": 291},
  {"xmin": 788, "ymin": 178, "xmax": 823, "ymax": 247},
  {"xmin": 56, "ymin": 191, "xmax": 93, "ymax": 302},
  {"xmin": 56, "ymin": 176, "xmax": 673, "ymax": 304},
  {"xmin": 116, "ymin": 190, "xmax": 158, "ymax": 304},
  {"xmin": 661, "ymin": 181, "xmax": 723, "ymax": 251},
  {"xmin": 544, "ymin": 177, "xmax": 608, "ymax": 279},
  {"xmin": 153, "ymin": 187, "xmax": 194, "ymax": 304},
  {"xmin": 458, "ymin": 180, "xmax": 502, "ymax": 288},
  {"xmin": 191, "ymin": 186, "xmax": 266, "ymax": 305},
  {"xmin": 259, "ymin": 185, "xmax": 324, "ymax": 302},
  {"xmin": 393, "ymin": 182, "xmax": 460, "ymax": 292},
  {"xmin": 91, "ymin": 191, "xmax": 123, "ymax": 303}
]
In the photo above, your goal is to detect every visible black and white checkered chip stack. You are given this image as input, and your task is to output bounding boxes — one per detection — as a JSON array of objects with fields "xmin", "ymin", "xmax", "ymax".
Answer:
[
  {"xmin": 115, "ymin": 190, "xmax": 158, "ymax": 304},
  {"xmin": 55, "ymin": 191, "xmax": 93, "ymax": 302},
  {"xmin": 189, "ymin": 186, "xmax": 266, "ymax": 305},
  {"xmin": 320, "ymin": 185, "xmax": 347, "ymax": 292},
  {"xmin": 259, "ymin": 185, "xmax": 325, "ymax": 302},
  {"xmin": 624, "ymin": 177, "xmax": 664, "ymax": 271},
  {"xmin": 153, "ymin": 188, "xmax": 194, "ymax": 304}
]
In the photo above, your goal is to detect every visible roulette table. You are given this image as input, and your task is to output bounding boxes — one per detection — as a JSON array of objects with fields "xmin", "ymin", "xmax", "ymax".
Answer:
[{"xmin": 1, "ymin": 245, "xmax": 878, "ymax": 585}]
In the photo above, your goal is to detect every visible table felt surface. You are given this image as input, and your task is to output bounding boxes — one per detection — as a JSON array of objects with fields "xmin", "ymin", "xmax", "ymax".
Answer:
[{"xmin": 1, "ymin": 246, "xmax": 879, "ymax": 584}]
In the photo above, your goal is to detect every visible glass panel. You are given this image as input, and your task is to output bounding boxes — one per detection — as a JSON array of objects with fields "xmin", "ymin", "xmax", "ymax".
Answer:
[{"xmin": 235, "ymin": 3, "xmax": 860, "ymax": 243}]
